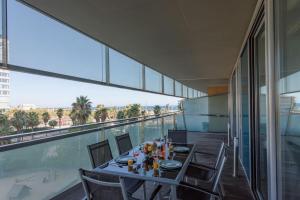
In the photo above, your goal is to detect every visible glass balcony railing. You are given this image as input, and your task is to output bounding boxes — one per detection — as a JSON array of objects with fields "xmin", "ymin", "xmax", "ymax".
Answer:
[{"xmin": 0, "ymin": 113, "xmax": 176, "ymax": 200}]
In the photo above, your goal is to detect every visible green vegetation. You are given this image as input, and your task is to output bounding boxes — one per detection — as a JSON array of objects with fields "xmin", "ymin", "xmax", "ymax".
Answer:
[
  {"xmin": 126, "ymin": 104, "xmax": 141, "ymax": 118},
  {"xmin": 42, "ymin": 112, "xmax": 50, "ymax": 127},
  {"xmin": 0, "ymin": 113, "xmax": 11, "ymax": 135},
  {"xmin": 70, "ymin": 96, "xmax": 92, "ymax": 125},
  {"xmin": 154, "ymin": 105, "xmax": 161, "ymax": 116},
  {"xmin": 100, "ymin": 108, "xmax": 108, "ymax": 122},
  {"xmin": 27, "ymin": 112, "xmax": 40, "ymax": 131},
  {"xmin": 0, "ymin": 96, "xmax": 175, "ymax": 137},
  {"xmin": 56, "ymin": 108, "xmax": 64, "ymax": 128},
  {"xmin": 94, "ymin": 109, "xmax": 102, "ymax": 122},
  {"xmin": 10, "ymin": 110, "xmax": 28, "ymax": 133},
  {"xmin": 117, "ymin": 110, "xmax": 126, "ymax": 119},
  {"xmin": 48, "ymin": 120, "xmax": 58, "ymax": 128}
]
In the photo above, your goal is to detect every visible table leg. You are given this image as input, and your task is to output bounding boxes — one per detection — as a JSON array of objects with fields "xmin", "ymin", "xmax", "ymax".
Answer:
[
  {"xmin": 119, "ymin": 177, "xmax": 129, "ymax": 200},
  {"xmin": 143, "ymin": 182, "xmax": 147, "ymax": 200},
  {"xmin": 170, "ymin": 185, "xmax": 177, "ymax": 200}
]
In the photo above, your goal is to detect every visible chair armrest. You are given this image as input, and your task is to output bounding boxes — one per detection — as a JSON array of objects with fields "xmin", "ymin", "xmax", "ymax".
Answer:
[{"xmin": 179, "ymin": 182, "xmax": 220, "ymax": 199}]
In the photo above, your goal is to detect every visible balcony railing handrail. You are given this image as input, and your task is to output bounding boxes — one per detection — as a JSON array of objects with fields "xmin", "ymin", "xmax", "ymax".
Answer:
[
  {"xmin": 182, "ymin": 113, "xmax": 229, "ymax": 117},
  {"xmin": 0, "ymin": 112, "xmax": 179, "ymax": 152}
]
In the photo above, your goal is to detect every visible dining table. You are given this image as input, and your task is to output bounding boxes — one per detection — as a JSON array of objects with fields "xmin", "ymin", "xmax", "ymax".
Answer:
[{"xmin": 94, "ymin": 141, "xmax": 196, "ymax": 200}]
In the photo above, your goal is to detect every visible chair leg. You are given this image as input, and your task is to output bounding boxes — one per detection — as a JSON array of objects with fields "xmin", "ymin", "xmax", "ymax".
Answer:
[{"xmin": 143, "ymin": 182, "xmax": 147, "ymax": 200}]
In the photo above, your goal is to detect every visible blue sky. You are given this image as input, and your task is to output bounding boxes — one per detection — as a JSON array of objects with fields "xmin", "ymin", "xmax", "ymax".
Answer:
[{"xmin": 7, "ymin": 1, "xmax": 181, "ymax": 108}]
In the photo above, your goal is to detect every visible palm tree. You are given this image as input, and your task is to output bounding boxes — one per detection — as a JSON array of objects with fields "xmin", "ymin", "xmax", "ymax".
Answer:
[
  {"xmin": 69, "ymin": 110, "xmax": 78, "ymax": 126},
  {"xmin": 56, "ymin": 108, "xmax": 64, "ymax": 128},
  {"xmin": 71, "ymin": 96, "xmax": 92, "ymax": 125},
  {"xmin": 126, "ymin": 104, "xmax": 141, "ymax": 118},
  {"xmin": 0, "ymin": 113, "xmax": 11, "ymax": 135},
  {"xmin": 100, "ymin": 108, "xmax": 108, "ymax": 122},
  {"xmin": 42, "ymin": 112, "xmax": 50, "ymax": 127},
  {"xmin": 154, "ymin": 105, "xmax": 161, "ymax": 116},
  {"xmin": 27, "ymin": 112, "xmax": 40, "ymax": 131},
  {"xmin": 10, "ymin": 110, "xmax": 27, "ymax": 133},
  {"xmin": 94, "ymin": 109, "xmax": 101, "ymax": 123}
]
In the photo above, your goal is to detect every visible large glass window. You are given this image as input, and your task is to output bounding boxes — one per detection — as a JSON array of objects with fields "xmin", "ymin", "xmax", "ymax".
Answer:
[
  {"xmin": 255, "ymin": 27, "xmax": 268, "ymax": 200},
  {"xmin": 231, "ymin": 71, "xmax": 237, "ymax": 140},
  {"xmin": 163, "ymin": 76, "xmax": 174, "ymax": 95},
  {"xmin": 240, "ymin": 45, "xmax": 250, "ymax": 179},
  {"xmin": 183, "ymin": 85, "xmax": 188, "ymax": 98},
  {"xmin": 188, "ymin": 88, "xmax": 193, "ymax": 98},
  {"xmin": 0, "ymin": 0, "xmax": 3, "ymax": 64},
  {"xmin": 193, "ymin": 90, "xmax": 197, "ymax": 98},
  {"xmin": 276, "ymin": 0, "xmax": 300, "ymax": 199},
  {"xmin": 145, "ymin": 67, "xmax": 162, "ymax": 93},
  {"xmin": 109, "ymin": 48, "xmax": 142, "ymax": 89},
  {"xmin": 8, "ymin": 0, "xmax": 105, "ymax": 81},
  {"xmin": 175, "ymin": 81, "xmax": 182, "ymax": 97}
]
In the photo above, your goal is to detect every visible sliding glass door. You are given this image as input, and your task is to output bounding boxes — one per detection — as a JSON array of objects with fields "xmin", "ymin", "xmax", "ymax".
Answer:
[
  {"xmin": 254, "ymin": 24, "xmax": 268, "ymax": 200},
  {"xmin": 275, "ymin": 0, "xmax": 300, "ymax": 199},
  {"xmin": 240, "ymin": 44, "xmax": 251, "ymax": 179}
]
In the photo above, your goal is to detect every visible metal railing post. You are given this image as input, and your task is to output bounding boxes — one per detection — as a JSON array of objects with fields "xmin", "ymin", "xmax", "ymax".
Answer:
[
  {"xmin": 233, "ymin": 136, "xmax": 239, "ymax": 177},
  {"xmin": 227, "ymin": 122, "xmax": 231, "ymax": 146}
]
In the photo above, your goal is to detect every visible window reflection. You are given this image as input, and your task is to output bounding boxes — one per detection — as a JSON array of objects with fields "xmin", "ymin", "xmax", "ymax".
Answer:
[{"xmin": 277, "ymin": 0, "xmax": 300, "ymax": 199}]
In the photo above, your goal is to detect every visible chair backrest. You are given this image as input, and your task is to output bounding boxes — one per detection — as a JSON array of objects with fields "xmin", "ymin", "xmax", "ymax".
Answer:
[
  {"xmin": 212, "ymin": 147, "xmax": 227, "ymax": 192},
  {"xmin": 168, "ymin": 129, "xmax": 187, "ymax": 144},
  {"xmin": 79, "ymin": 168, "xmax": 124, "ymax": 200},
  {"xmin": 116, "ymin": 133, "xmax": 132, "ymax": 155},
  {"xmin": 213, "ymin": 142, "xmax": 225, "ymax": 169},
  {"xmin": 87, "ymin": 140, "xmax": 113, "ymax": 168}
]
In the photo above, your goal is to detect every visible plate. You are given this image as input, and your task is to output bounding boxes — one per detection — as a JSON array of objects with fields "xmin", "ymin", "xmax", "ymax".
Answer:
[
  {"xmin": 173, "ymin": 146, "xmax": 190, "ymax": 153},
  {"xmin": 160, "ymin": 160, "xmax": 182, "ymax": 170},
  {"xmin": 115, "ymin": 156, "xmax": 136, "ymax": 164}
]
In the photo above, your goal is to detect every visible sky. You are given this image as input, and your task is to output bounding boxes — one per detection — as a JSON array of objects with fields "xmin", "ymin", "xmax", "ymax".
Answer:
[
  {"xmin": 9, "ymin": 71, "xmax": 181, "ymax": 108},
  {"xmin": 6, "ymin": 1, "xmax": 182, "ymax": 108}
]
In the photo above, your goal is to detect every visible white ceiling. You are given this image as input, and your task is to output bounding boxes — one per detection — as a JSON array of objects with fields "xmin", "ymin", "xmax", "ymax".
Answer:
[{"xmin": 22, "ymin": 0, "xmax": 257, "ymax": 91}]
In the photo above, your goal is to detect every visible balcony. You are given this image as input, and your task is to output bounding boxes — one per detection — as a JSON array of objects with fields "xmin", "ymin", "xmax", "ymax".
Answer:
[
  {"xmin": 2, "ymin": 0, "xmax": 300, "ymax": 199},
  {"xmin": 0, "ymin": 94, "xmax": 253, "ymax": 200}
]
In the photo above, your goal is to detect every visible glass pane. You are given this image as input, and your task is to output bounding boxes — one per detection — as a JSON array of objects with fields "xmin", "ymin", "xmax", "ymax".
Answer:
[
  {"xmin": 240, "ymin": 45, "xmax": 250, "ymax": 178},
  {"xmin": 193, "ymin": 90, "xmax": 197, "ymax": 98},
  {"xmin": 109, "ymin": 48, "xmax": 143, "ymax": 89},
  {"xmin": 145, "ymin": 67, "xmax": 162, "ymax": 92},
  {"xmin": 256, "ymin": 28, "xmax": 268, "ymax": 199},
  {"xmin": 8, "ymin": 0, "xmax": 105, "ymax": 81},
  {"xmin": 232, "ymin": 72, "xmax": 237, "ymax": 139},
  {"xmin": 163, "ymin": 76, "xmax": 174, "ymax": 95},
  {"xmin": 276, "ymin": 0, "xmax": 300, "ymax": 199},
  {"xmin": 0, "ymin": 69, "xmax": 9, "ymax": 110},
  {"xmin": 175, "ymin": 81, "xmax": 182, "ymax": 97},
  {"xmin": 0, "ymin": 114, "xmax": 173, "ymax": 199},
  {"xmin": 183, "ymin": 85, "xmax": 188, "ymax": 98},
  {"xmin": 0, "ymin": 0, "xmax": 2, "ymax": 64},
  {"xmin": 188, "ymin": 88, "xmax": 193, "ymax": 98},
  {"xmin": 183, "ymin": 94, "xmax": 228, "ymax": 132}
]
